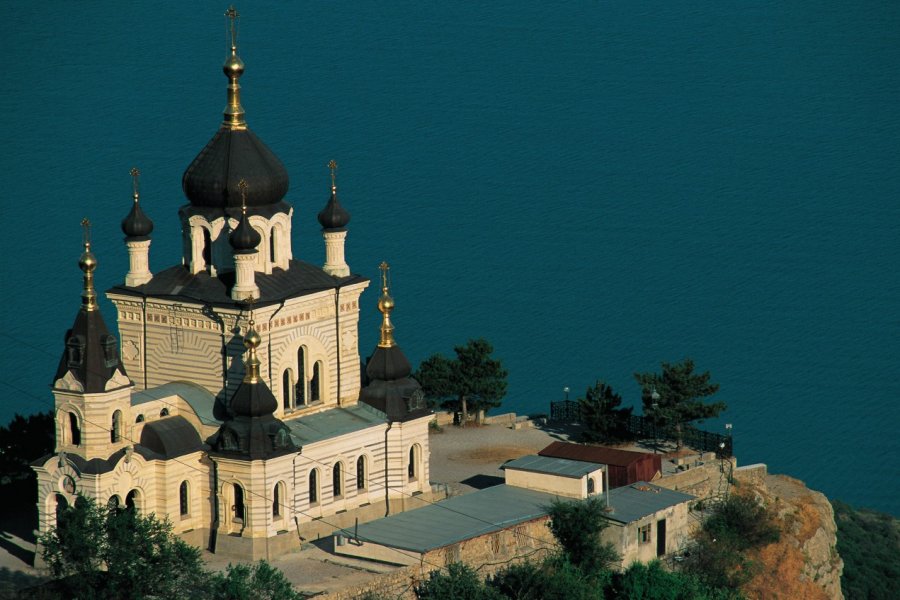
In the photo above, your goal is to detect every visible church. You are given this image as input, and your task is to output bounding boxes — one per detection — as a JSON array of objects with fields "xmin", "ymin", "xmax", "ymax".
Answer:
[{"xmin": 33, "ymin": 7, "xmax": 433, "ymax": 560}]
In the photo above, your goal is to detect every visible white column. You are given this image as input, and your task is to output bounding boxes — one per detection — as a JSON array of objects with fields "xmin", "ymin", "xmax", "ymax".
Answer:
[
  {"xmin": 125, "ymin": 239, "xmax": 153, "ymax": 287},
  {"xmin": 232, "ymin": 252, "xmax": 260, "ymax": 301},
  {"xmin": 322, "ymin": 230, "xmax": 349, "ymax": 277}
]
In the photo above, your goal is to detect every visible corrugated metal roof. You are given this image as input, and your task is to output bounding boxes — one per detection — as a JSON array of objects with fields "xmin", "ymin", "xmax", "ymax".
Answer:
[
  {"xmin": 285, "ymin": 404, "xmax": 385, "ymax": 446},
  {"xmin": 132, "ymin": 381, "xmax": 218, "ymax": 425},
  {"xmin": 501, "ymin": 455, "xmax": 603, "ymax": 478},
  {"xmin": 539, "ymin": 441, "xmax": 653, "ymax": 467},
  {"xmin": 336, "ymin": 484, "xmax": 557, "ymax": 554},
  {"xmin": 603, "ymin": 482, "xmax": 695, "ymax": 524}
]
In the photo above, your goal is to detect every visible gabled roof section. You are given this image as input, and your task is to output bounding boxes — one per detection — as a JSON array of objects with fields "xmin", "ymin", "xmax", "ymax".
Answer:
[
  {"xmin": 539, "ymin": 441, "xmax": 652, "ymax": 467},
  {"xmin": 108, "ymin": 260, "xmax": 367, "ymax": 308},
  {"xmin": 604, "ymin": 482, "xmax": 695, "ymax": 524},
  {"xmin": 53, "ymin": 307, "xmax": 129, "ymax": 393}
]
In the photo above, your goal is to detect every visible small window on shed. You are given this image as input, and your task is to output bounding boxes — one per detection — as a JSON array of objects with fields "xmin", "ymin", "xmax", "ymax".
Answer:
[
  {"xmin": 638, "ymin": 523, "xmax": 652, "ymax": 544},
  {"xmin": 587, "ymin": 478, "xmax": 595, "ymax": 495}
]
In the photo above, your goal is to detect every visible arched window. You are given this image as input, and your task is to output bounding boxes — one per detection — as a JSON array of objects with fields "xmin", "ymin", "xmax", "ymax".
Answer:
[
  {"xmin": 110, "ymin": 410, "xmax": 122, "ymax": 443},
  {"xmin": 408, "ymin": 445, "xmax": 420, "ymax": 481},
  {"xmin": 333, "ymin": 462, "xmax": 343, "ymax": 498},
  {"xmin": 179, "ymin": 481, "xmax": 189, "ymax": 516},
  {"xmin": 273, "ymin": 481, "xmax": 285, "ymax": 518},
  {"xmin": 107, "ymin": 495, "xmax": 121, "ymax": 511},
  {"xmin": 66, "ymin": 335, "xmax": 85, "ymax": 367},
  {"xmin": 356, "ymin": 456, "xmax": 366, "ymax": 490},
  {"xmin": 269, "ymin": 228, "xmax": 277, "ymax": 263},
  {"xmin": 202, "ymin": 228, "xmax": 212, "ymax": 268},
  {"xmin": 587, "ymin": 478, "xmax": 595, "ymax": 495},
  {"xmin": 296, "ymin": 347, "xmax": 307, "ymax": 405},
  {"xmin": 68, "ymin": 413, "xmax": 81, "ymax": 446},
  {"xmin": 125, "ymin": 489, "xmax": 140, "ymax": 513},
  {"xmin": 282, "ymin": 369, "xmax": 293, "ymax": 410},
  {"xmin": 135, "ymin": 414, "xmax": 144, "ymax": 423},
  {"xmin": 160, "ymin": 408, "xmax": 169, "ymax": 417},
  {"xmin": 308, "ymin": 469, "xmax": 319, "ymax": 505},
  {"xmin": 101, "ymin": 334, "xmax": 118, "ymax": 367},
  {"xmin": 233, "ymin": 483, "xmax": 245, "ymax": 522},
  {"xmin": 311, "ymin": 361, "xmax": 322, "ymax": 403},
  {"xmin": 55, "ymin": 494, "xmax": 69, "ymax": 523}
]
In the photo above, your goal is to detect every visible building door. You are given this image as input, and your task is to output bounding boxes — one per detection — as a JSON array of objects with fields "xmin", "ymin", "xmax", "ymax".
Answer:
[{"xmin": 656, "ymin": 518, "xmax": 667, "ymax": 557}]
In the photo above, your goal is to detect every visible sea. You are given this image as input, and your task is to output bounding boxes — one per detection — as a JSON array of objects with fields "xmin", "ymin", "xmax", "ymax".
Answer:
[{"xmin": 2, "ymin": 2, "xmax": 897, "ymax": 516}]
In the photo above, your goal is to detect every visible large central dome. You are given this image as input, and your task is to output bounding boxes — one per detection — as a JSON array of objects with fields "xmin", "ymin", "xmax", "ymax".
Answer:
[
  {"xmin": 182, "ymin": 127, "xmax": 289, "ymax": 208},
  {"xmin": 181, "ymin": 26, "xmax": 289, "ymax": 209}
]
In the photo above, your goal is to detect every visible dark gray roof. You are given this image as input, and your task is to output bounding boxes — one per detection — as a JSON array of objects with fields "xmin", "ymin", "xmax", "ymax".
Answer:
[
  {"xmin": 53, "ymin": 305, "xmax": 129, "ymax": 394},
  {"xmin": 131, "ymin": 381, "xmax": 220, "ymax": 425},
  {"xmin": 502, "ymin": 455, "xmax": 604, "ymax": 478},
  {"xmin": 336, "ymin": 484, "xmax": 557, "ymax": 554},
  {"xmin": 139, "ymin": 416, "xmax": 205, "ymax": 459},
  {"xmin": 108, "ymin": 260, "xmax": 367, "ymax": 308},
  {"xmin": 284, "ymin": 404, "xmax": 386, "ymax": 446},
  {"xmin": 603, "ymin": 482, "xmax": 695, "ymax": 524}
]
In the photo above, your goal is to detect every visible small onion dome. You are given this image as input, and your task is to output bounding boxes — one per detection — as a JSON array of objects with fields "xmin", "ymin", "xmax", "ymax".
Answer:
[
  {"xmin": 182, "ymin": 128, "xmax": 289, "ymax": 208},
  {"xmin": 121, "ymin": 200, "xmax": 154, "ymax": 239},
  {"xmin": 229, "ymin": 211, "xmax": 261, "ymax": 253},
  {"xmin": 317, "ymin": 187, "xmax": 351, "ymax": 230}
]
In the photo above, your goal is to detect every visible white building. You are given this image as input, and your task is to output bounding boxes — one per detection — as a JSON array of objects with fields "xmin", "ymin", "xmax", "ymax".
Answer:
[{"xmin": 33, "ymin": 11, "xmax": 432, "ymax": 561}]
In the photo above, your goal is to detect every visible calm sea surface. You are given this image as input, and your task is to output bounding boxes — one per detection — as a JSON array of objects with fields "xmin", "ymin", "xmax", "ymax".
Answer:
[{"xmin": 2, "ymin": 2, "xmax": 898, "ymax": 514}]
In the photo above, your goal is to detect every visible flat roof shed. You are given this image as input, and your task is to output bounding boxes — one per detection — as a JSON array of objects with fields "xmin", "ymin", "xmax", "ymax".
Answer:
[{"xmin": 538, "ymin": 441, "xmax": 662, "ymax": 488}]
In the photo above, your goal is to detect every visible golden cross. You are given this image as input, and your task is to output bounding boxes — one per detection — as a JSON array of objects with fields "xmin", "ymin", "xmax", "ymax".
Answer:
[
  {"xmin": 225, "ymin": 6, "xmax": 239, "ymax": 50},
  {"xmin": 379, "ymin": 261, "xmax": 390, "ymax": 291},
  {"xmin": 81, "ymin": 218, "xmax": 92, "ymax": 247},
  {"xmin": 130, "ymin": 167, "xmax": 140, "ymax": 201},
  {"xmin": 243, "ymin": 294, "xmax": 257, "ymax": 321},
  {"xmin": 328, "ymin": 159, "xmax": 338, "ymax": 190},
  {"xmin": 238, "ymin": 178, "xmax": 248, "ymax": 213}
]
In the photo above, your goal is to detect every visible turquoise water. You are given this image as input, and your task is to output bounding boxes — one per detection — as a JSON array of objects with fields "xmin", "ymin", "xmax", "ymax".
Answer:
[{"xmin": 2, "ymin": 2, "xmax": 898, "ymax": 514}]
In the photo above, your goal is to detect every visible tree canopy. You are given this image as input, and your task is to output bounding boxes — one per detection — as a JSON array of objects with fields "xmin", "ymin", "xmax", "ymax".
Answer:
[
  {"xmin": 577, "ymin": 381, "xmax": 633, "ymax": 444},
  {"xmin": 0, "ymin": 411, "xmax": 53, "ymax": 484},
  {"xmin": 37, "ymin": 495, "xmax": 302, "ymax": 600},
  {"xmin": 415, "ymin": 338, "xmax": 508, "ymax": 425},
  {"xmin": 633, "ymin": 358, "xmax": 725, "ymax": 451}
]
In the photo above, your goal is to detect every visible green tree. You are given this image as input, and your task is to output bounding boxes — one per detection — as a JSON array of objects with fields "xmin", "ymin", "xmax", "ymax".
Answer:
[
  {"xmin": 685, "ymin": 494, "xmax": 780, "ymax": 590},
  {"xmin": 207, "ymin": 561, "xmax": 304, "ymax": 600},
  {"xmin": 833, "ymin": 500, "xmax": 900, "ymax": 600},
  {"xmin": 610, "ymin": 561, "xmax": 741, "ymax": 600},
  {"xmin": 0, "ymin": 411, "xmax": 53, "ymax": 483},
  {"xmin": 414, "ymin": 562, "xmax": 504, "ymax": 600},
  {"xmin": 633, "ymin": 358, "xmax": 725, "ymax": 451},
  {"xmin": 415, "ymin": 338, "xmax": 508, "ymax": 425},
  {"xmin": 578, "ymin": 381, "xmax": 633, "ymax": 444},
  {"xmin": 545, "ymin": 496, "xmax": 619, "ymax": 573},
  {"xmin": 488, "ymin": 557, "xmax": 605, "ymax": 600}
]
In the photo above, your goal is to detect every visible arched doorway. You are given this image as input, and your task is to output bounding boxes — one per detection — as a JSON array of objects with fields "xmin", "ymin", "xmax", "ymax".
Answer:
[{"xmin": 125, "ymin": 489, "xmax": 141, "ymax": 512}]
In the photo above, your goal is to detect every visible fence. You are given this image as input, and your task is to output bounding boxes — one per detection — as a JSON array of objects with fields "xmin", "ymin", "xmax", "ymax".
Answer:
[{"xmin": 548, "ymin": 401, "xmax": 733, "ymax": 458}]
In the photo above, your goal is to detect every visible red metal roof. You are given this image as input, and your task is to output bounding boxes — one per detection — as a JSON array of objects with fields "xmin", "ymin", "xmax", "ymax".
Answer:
[{"xmin": 538, "ymin": 441, "xmax": 652, "ymax": 467}]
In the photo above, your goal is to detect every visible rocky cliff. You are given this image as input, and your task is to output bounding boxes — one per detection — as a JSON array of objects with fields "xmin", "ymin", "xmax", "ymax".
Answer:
[{"xmin": 737, "ymin": 472, "xmax": 844, "ymax": 600}]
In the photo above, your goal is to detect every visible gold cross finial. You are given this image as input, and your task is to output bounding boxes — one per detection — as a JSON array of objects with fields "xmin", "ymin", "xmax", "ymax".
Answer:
[
  {"xmin": 238, "ymin": 178, "xmax": 248, "ymax": 214},
  {"xmin": 225, "ymin": 5, "xmax": 239, "ymax": 51},
  {"xmin": 130, "ymin": 167, "xmax": 140, "ymax": 202},
  {"xmin": 81, "ymin": 218, "xmax": 92, "ymax": 248},
  {"xmin": 328, "ymin": 159, "xmax": 338, "ymax": 191},
  {"xmin": 379, "ymin": 261, "xmax": 390, "ymax": 292}
]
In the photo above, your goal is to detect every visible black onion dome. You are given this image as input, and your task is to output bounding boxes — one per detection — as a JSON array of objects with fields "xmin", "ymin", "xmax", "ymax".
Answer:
[
  {"xmin": 366, "ymin": 345, "xmax": 412, "ymax": 381},
  {"xmin": 182, "ymin": 127, "xmax": 289, "ymax": 208},
  {"xmin": 121, "ymin": 200, "xmax": 154, "ymax": 239},
  {"xmin": 317, "ymin": 188, "xmax": 351, "ymax": 230},
  {"xmin": 229, "ymin": 212, "xmax": 261, "ymax": 252}
]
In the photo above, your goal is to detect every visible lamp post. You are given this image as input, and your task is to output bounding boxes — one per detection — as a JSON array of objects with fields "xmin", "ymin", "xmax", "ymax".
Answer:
[
  {"xmin": 651, "ymin": 388, "xmax": 661, "ymax": 454},
  {"xmin": 725, "ymin": 423, "xmax": 733, "ymax": 457},
  {"xmin": 563, "ymin": 386, "xmax": 570, "ymax": 402}
]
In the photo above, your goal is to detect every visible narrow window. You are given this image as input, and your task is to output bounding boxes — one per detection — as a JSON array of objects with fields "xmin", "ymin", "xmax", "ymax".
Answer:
[
  {"xmin": 333, "ymin": 462, "xmax": 343, "ymax": 498},
  {"xmin": 233, "ymin": 484, "xmax": 244, "ymax": 522},
  {"xmin": 110, "ymin": 410, "xmax": 122, "ymax": 443},
  {"xmin": 296, "ymin": 347, "xmax": 307, "ymax": 405},
  {"xmin": 126, "ymin": 489, "xmax": 140, "ymax": 513},
  {"xmin": 269, "ymin": 228, "xmax": 276, "ymax": 263},
  {"xmin": 408, "ymin": 446, "xmax": 417, "ymax": 481},
  {"xmin": 282, "ymin": 369, "xmax": 293, "ymax": 410},
  {"xmin": 179, "ymin": 481, "xmax": 189, "ymax": 516},
  {"xmin": 66, "ymin": 336, "xmax": 85, "ymax": 367},
  {"xmin": 309, "ymin": 469, "xmax": 318, "ymax": 504},
  {"xmin": 587, "ymin": 478, "xmax": 595, "ymax": 494},
  {"xmin": 202, "ymin": 228, "xmax": 212, "ymax": 267},
  {"xmin": 107, "ymin": 495, "xmax": 120, "ymax": 511},
  {"xmin": 311, "ymin": 361, "xmax": 321, "ymax": 403},
  {"xmin": 160, "ymin": 408, "xmax": 169, "ymax": 417},
  {"xmin": 273, "ymin": 482, "xmax": 282, "ymax": 518},
  {"xmin": 356, "ymin": 456, "xmax": 366, "ymax": 490},
  {"xmin": 69, "ymin": 413, "xmax": 81, "ymax": 446},
  {"xmin": 101, "ymin": 334, "xmax": 118, "ymax": 367}
]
